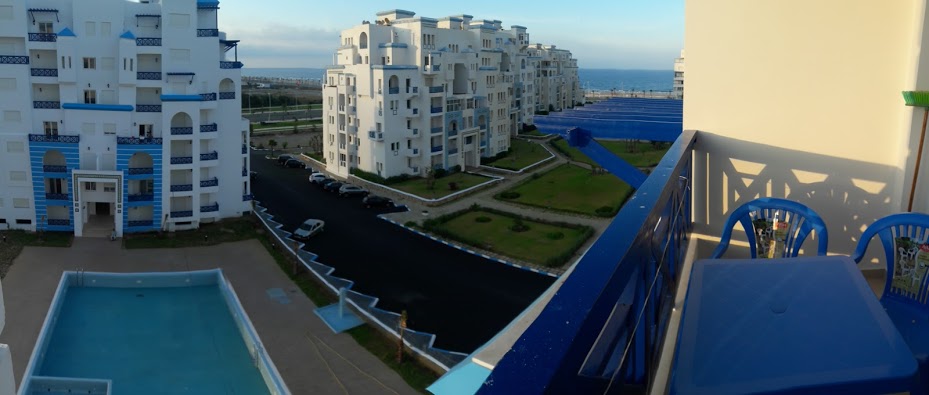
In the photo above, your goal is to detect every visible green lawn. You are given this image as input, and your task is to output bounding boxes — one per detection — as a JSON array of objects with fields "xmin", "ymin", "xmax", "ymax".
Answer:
[
  {"xmin": 0, "ymin": 230, "xmax": 72, "ymax": 278},
  {"xmin": 483, "ymin": 139, "xmax": 552, "ymax": 171},
  {"xmin": 519, "ymin": 129, "xmax": 547, "ymax": 136},
  {"xmin": 432, "ymin": 209, "xmax": 592, "ymax": 267},
  {"xmin": 500, "ymin": 163, "xmax": 634, "ymax": 217},
  {"xmin": 123, "ymin": 218, "xmax": 257, "ymax": 249},
  {"xmin": 252, "ymin": 119, "xmax": 322, "ymax": 131},
  {"xmin": 391, "ymin": 172, "xmax": 493, "ymax": 200},
  {"xmin": 551, "ymin": 138, "xmax": 670, "ymax": 168}
]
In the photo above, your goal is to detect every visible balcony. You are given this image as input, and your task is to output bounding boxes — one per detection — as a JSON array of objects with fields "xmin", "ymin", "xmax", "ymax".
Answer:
[
  {"xmin": 197, "ymin": 29, "xmax": 219, "ymax": 37},
  {"xmin": 170, "ymin": 156, "xmax": 193, "ymax": 165},
  {"xmin": 47, "ymin": 219, "xmax": 70, "ymax": 226},
  {"xmin": 431, "ymin": 127, "xmax": 443, "ymax": 135},
  {"xmin": 28, "ymin": 33, "xmax": 56, "ymax": 42},
  {"xmin": 429, "ymin": 86, "xmax": 444, "ymax": 94},
  {"xmin": 43, "ymin": 165, "xmax": 66, "ymax": 173},
  {"xmin": 199, "ymin": 92, "xmax": 217, "ymax": 101},
  {"xmin": 200, "ymin": 123, "xmax": 217, "ymax": 133},
  {"xmin": 411, "ymin": 108, "xmax": 419, "ymax": 115},
  {"xmin": 242, "ymin": 144, "xmax": 248, "ymax": 154},
  {"xmin": 389, "ymin": 87, "xmax": 400, "ymax": 95},
  {"xmin": 137, "ymin": 71, "xmax": 161, "ymax": 80},
  {"xmin": 431, "ymin": 106, "xmax": 443, "ymax": 114},
  {"xmin": 368, "ymin": 130, "xmax": 384, "ymax": 141},
  {"xmin": 170, "ymin": 210, "xmax": 193, "ymax": 218},
  {"xmin": 127, "ymin": 167, "xmax": 154, "ymax": 176},
  {"xmin": 128, "ymin": 220, "xmax": 153, "ymax": 227},
  {"xmin": 127, "ymin": 194, "xmax": 154, "ymax": 202},
  {"xmin": 45, "ymin": 193, "xmax": 69, "ymax": 201},
  {"xmin": 406, "ymin": 148, "xmax": 420, "ymax": 157},
  {"xmin": 170, "ymin": 184, "xmax": 193, "ymax": 192},
  {"xmin": 407, "ymin": 86, "xmax": 419, "ymax": 95},
  {"xmin": 0, "ymin": 55, "xmax": 29, "ymax": 65},
  {"xmin": 170, "ymin": 127, "xmax": 193, "ymax": 136},
  {"xmin": 30, "ymin": 68, "xmax": 56, "ymax": 77},
  {"xmin": 242, "ymin": 194, "xmax": 254, "ymax": 201},
  {"xmin": 448, "ymin": 129, "xmax": 458, "ymax": 137},
  {"xmin": 200, "ymin": 203, "xmax": 219, "ymax": 212},
  {"xmin": 200, "ymin": 178, "xmax": 218, "ymax": 188},
  {"xmin": 200, "ymin": 151, "xmax": 218, "ymax": 161},
  {"xmin": 118, "ymin": 137, "xmax": 162, "ymax": 145},
  {"xmin": 242, "ymin": 168, "xmax": 248, "ymax": 177},
  {"xmin": 29, "ymin": 134, "xmax": 78, "ymax": 143},
  {"xmin": 347, "ymin": 106, "xmax": 356, "ymax": 115},
  {"xmin": 431, "ymin": 145, "xmax": 443, "ymax": 153},
  {"xmin": 136, "ymin": 37, "xmax": 162, "ymax": 46},
  {"xmin": 33, "ymin": 101, "xmax": 60, "ymax": 109},
  {"xmin": 136, "ymin": 104, "xmax": 162, "ymax": 113},
  {"xmin": 219, "ymin": 91, "xmax": 235, "ymax": 100},
  {"xmin": 220, "ymin": 61, "xmax": 244, "ymax": 69},
  {"xmin": 447, "ymin": 148, "xmax": 459, "ymax": 155},
  {"xmin": 424, "ymin": 64, "xmax": 440, "ymax": 73}
]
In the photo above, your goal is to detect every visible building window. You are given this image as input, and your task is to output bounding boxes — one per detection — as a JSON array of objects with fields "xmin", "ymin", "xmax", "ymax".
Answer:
[
  {"xmin": 15, "ymin": 219, "xmax": 31, "ymax": 225},
  {"xmin": 9, "ymin": 171, "xmax": 26, "ymax": 182},
  {"xmin": 103, "ymin": 123, "xmax": 116, "ymax": 135},
  {"xmin": 38, "ymin": 21, "xmax": 53, "ymax": 33},
  {"xmin": 6, "ymin": 141, "xmax": 23, "ymax": 153},
  {"xmin": 85, "ymin": 182, "xmax": 97, "ymax": 191},
  {"xmin": 85, "ymin": 21, "xmax": 96, "ymax": 36},
  {"xmin": 44, "ymin": 121, "xmax": 58, "ymax": 136},
  {"xmin": 101, "ymin": 22, "xmax": 111, "ymax": 36},
  {"xmin": 83, "ymin": 57, "xmax": 96, "ymax": 69},
  {"xmin": 84, "ymin": 90, "xmax": 96, "ymax": 104}
]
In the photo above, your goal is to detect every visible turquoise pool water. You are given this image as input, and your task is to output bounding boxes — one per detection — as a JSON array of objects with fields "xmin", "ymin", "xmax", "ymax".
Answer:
[{"xmin": 22, "ymin": 271, "xmax": 282, "ymax": 395}]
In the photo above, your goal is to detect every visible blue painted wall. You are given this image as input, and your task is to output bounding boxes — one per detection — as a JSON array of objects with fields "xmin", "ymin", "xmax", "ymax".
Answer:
[
  {"xmin": 117, "ymin": 144, "xmax": 163, "ymax": 233},
  {"xmin": 29, "ymin": 141, "xmax": 80, "ymax": 231}
]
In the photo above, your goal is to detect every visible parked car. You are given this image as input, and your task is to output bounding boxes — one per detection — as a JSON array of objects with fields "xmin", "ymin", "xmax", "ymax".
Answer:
[
  {"xmin": 284, "ymin": 159, "xmax": 305, "ymax": 169},
  {"xmin": 276, "ymin": 154, "xmax": 294, "ymax": 165},
  {"xmin": 338, "ymin": 184, "xmax": 369, "ymax": 197},
  {"xmin": 362, "ymin": 195, "xmax": 395, "ymax": 208},
  {"xmin": 292, "ymin": 219, "xmax": 325, "ymax": 240},
  {"xmin": 309, "ymin": 173, "xmax": 327, "ymax": 184},
  {"xmin": 323, "ymin": 181, "xmax": 344, "ymax": 193},
  {"xmin": 318, "ymin": 178, "xmax": 336, "ymax": 187}
]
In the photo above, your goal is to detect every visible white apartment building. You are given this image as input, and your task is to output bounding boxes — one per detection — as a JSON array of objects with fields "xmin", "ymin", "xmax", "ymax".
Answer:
[
  {"xmin": 673, "ymin": 49, "xmax": 684, "ymax": 99},
  {"xmin": 0, "ymin": 0, "xmax": 251, "ymax": 237},
  {"xmin": 526, "ymin": 44, "xmax": 583, "ymax": 113},
  {"xmin": 322, "ymin": 9, "xmax": 581, "ymax": 179}
]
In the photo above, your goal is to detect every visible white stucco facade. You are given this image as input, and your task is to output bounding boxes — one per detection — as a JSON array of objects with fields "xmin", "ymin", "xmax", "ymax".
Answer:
[
  {"xmin": 322, "ymin": 10, "xmax": 582, "ymax": 179},
  {"xmin": 673, "ymin": 49, "xmax": 684, "ymax": 99},
  {"xmin": 0, "ymin": 0, "xmax": 250, "ymax": 236}
]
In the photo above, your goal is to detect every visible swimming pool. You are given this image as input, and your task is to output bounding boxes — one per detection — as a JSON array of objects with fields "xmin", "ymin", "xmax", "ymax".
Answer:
[{"xmin": 19, "ymin": 269, "xmax": 290, "ymax": 395}]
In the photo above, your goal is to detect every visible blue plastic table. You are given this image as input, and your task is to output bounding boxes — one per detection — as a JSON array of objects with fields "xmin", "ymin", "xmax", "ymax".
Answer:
[{"xmin": 671, "ymin": 256, "xmax": 916, "ymax": 395}]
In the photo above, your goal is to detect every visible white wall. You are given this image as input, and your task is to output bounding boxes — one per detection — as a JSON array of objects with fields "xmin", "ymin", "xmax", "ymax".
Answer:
[{"xmin": 685, "ymin": 0, "xmax": 926, "ymax": 265}]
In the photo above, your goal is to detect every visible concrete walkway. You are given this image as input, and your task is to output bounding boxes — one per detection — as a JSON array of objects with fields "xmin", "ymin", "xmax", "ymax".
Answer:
[{"xmin": 0, "ymin": 238, "xmax": 417, "ymax": 395}]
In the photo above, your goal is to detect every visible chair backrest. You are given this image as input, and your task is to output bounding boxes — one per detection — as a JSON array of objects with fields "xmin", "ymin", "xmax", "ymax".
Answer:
[
  {"xmin": 851, "ymin": 213, "xmax": 929, "ymax": 304},
  {"xmin": 710, "ymin": 197, "xmax": 829, "ymax": 259}
]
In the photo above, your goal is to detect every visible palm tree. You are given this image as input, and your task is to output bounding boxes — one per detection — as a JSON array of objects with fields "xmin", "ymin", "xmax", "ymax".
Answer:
[{"xmin": 268, "ymin": 139, "xmax": 278, "ymax": 157}]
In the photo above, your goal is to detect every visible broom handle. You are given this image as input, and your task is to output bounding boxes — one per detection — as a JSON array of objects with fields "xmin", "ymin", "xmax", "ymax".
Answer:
[{"xmin": 909, "ymin": 107, "xmax": 929, "ymax": 212}]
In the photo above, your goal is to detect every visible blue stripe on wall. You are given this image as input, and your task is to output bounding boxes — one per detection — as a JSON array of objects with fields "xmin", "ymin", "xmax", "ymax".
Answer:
[{"xmin": 28, "ymin": 142, "xmax": 79, "ymax": 231}]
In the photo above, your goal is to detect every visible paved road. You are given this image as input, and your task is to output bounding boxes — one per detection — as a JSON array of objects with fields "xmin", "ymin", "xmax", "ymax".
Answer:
[
  {"xmin": 244, "ymin": 109, "xmax": 322, "ymax": 123},
  {"xmin": 250, "ymin": 154, "xmax": 555, "ymax": 353}
]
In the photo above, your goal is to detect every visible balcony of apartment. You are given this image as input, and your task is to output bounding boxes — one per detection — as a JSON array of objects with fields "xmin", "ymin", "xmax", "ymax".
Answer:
[
  {"xmin": 169, "ymin": 144, "xmax": 193, "ymax": 167},
  {"xmin": 200, "ymin": 202, "xmax": 219, "ymax": 216},
  {"xmin": 29, "ymin": 133, "xmax": 78, "ymax": 144},
  {"xmin": 430, "ymin": 126, "xmax": 443, "ymax": 135},
  {"xmin": 423, "ymin": 64, "xmax": 440, "ymax": 74},
  {"xmin": 406, "ymin": 86, "xmax": 419, "ymax": 98},
  {"xmin": 242, "ymin": 144, "xmax": 248, "ymax": 155},
  {"xmin": 220, "ymin": 61, "xmax": 244, "ymax": 69},
  {"xmin": 429, "ymin": 85, "xmax": 444, "ymax": 95},
  {"xmin": 125, "ymin": 152, "xmax": 156, "ymax": 180},
  {"xmin": 41, "ymin": 150, "xmax": 68, "ymax": 177},
  {"xmin": 431, "ymin": 106, "xmax": 443, "ymax": 114},
  {"xmin": 404, "ymin": 128, "xmax": 419, "ymax": 139},
  {"xmin": 405, "ymin": 148, "xmax": 420, "ymax": 157},
  {"xmin": 0, "ymin": 54, "xmax": 29, "ymax": 65},
  {"xmin": 368, "ymin": 130, "xmax": 384, "ymax": 141},
  {"xmin": 136, "ymin": 87, "xmax": 162, "ymax": 113},
  {"xmin": 447, "ymin": 147, "xmax": 459, "ymax": 155},
  {"xmin": 430, "ymin": 145, "xmax": 443, "ymax": 154},
  {"xmin": 199, "ymin": 151, "xmax": 219, "ymax": 166},
  {"xmin": 242, "ymin": 193, "xmax": 254, "ymax": 201},
  {"xmin": 199, "ymin": 177, "xmax": 219, "ymax": 192},
  {"xmin": 199, "ymin": 123, "xmax": 218, "ymax": 139},
  {"xmin": 32, "ymin": 84, "xmax": 60, "ymax": 110},
  {"xmin": 346, "ymin": 105, "xmax": 356, "ymax": 115},
  {"xmin": 197, "ymin": 29, "xmax": 219, "ymax": 38}
]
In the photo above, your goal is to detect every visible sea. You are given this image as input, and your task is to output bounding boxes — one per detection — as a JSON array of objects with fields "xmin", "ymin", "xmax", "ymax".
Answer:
[{"xmin": 242, "ymin": 67, "xmax": 673, "ymax": 93}]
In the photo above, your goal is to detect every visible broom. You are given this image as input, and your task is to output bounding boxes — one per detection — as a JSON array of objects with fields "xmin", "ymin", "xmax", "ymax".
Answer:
[{"xmin": 902, "ymin": 91, "xmax": 929, "ymax": 211}]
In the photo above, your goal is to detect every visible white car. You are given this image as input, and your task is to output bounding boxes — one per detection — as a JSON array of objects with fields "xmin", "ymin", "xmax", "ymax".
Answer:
[
  {"xmin": 292, "ymin": 219, "xmax": 325, "ymax": 240},
  {"xmin": 338, "ymin": 184, "xmax": 368, "ymax": 197},
  {"xmin": 309, "ymin": 173, "xmax": 327, "ymax": 184}
]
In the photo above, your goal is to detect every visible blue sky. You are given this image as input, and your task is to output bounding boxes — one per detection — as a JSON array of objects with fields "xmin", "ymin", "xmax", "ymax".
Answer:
[{"xmin": 220, "ymin": 1, "xmax": 684, "ymax": 70}]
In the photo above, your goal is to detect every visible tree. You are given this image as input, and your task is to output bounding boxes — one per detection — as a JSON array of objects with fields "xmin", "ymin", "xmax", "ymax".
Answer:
[
  {"xmin": 282, "ymin": 141, "xmax": 288, "ymax": 150},
  {"xmin": 425, "ymin": 168, "xmax": 436, "ymax": 190},
  {"xmin": 268, "ymin": 139, "xmax": 278, "ymax": 157}
]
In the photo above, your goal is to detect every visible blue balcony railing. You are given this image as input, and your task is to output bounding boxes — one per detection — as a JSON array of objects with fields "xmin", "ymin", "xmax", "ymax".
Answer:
[
  {"xmin": 127, "ymin": 167, "xmax": 154, "ymax": 175},
  {"xmin": 408, "ymin": 86, "xmax": 419, "ymax": 94},
  {"xmin": 368, "ymin": 130, "xmax": 383, "ymax": 140},
  {"xmin": 0, "ymin": 55, "xmax": 29, "ymax": 64},
  {"xmin": 412, "ymin": 108, "xmax": 419, "ymax": 115},
  {"xmin": 199, "ymin": 92, "xmax": 217, "ymax": 101},
  {"xmin": 170, "ymin": 184, "xmax": 193, "ymax": 192},
  {"xmin": 170, "ymin": 156, "xmax": 193, "ymax": 165},
  {"xmin": 242, "ymin": 194, "xmax": 254, "ymax": 201},
  {"xmin": 33, "ymin": 101, "xmax": 60, "ymax": 109},
  {"xmin": 136, "ymin": 37, "xmax": 161, "ymax": 46},
  {"xmin": 137, "ymin": 71, "xmax": 161, "ymax": 80},
  {"xmin": 389, "ymin": 87, "xmax": 400, "ymax": 94},
  {"xmin": 242, "ymin": 144, "xmax": 248, "ymax": 154},
  {"xmin": 118, "ymin": 137, "xmax": 162, "ymax": 145},
  {"xmin": 29, "ymin": 134, "xmax": 78, "ymax": 143},
  {"xmin": 429, "ymin": 86, "xmax": 444, "ymax": 93},
  {"xmin": 170, "ymin": 127, "xmax": 193, "ymax": 135},
  {"xmin": 197, "ymin": 29, "xmax": 219, "ymax": 37},
  {"xmin": 431, "ymin": 106, "xmax": 443, "ymax": 114},
  {"xmin": 28, "ymin": 33, "xmax": 56, "ymax": 42},
  {"xmin": 242, "ymin": 168, "xmax": 248, "ymax": 177},
  {"xmin": 200, "ymin": 123, "xmax": 217, "ymax": 133},
  {"xmin": 45, "ymin": 193, "xmax": 69, "ymax": 201},
  {"xmin": 127, "ymin": 194, "xmax": 154, "ymax": 202},
  {"xmin": 431, "ymin": 127, "xmax": 443, "ymax": 134},
  {"xmin": 136, "ymin": 104, "xmax": 162, "ymax": 113},
  {"xmin": 200, "ymin": 151, "xmax": 218, "ymax": 161},
  {"xmin": 30, "ymin": 68, "xmax": 57, "ymax": 77},
  {"xmin": 200, "ymin": 203, "xmax": 219, "ymax": 212},
  {"xmin": 220, "ymin": 61, "xmax": 244, "ymax": 69},
  {"xmin": 219, "ymin": 91, "xmax": 235, "ymax": 100},
  {"xmin": 483, "ymin": 130, "xmax": 697, "ymax": 393},
  {"xmin": 431, "ymin": 145, "xmax": 443, "ymax": 153},
  {"xmin": 170, "ymin": 210, "xmax": 193, "ymax": 218},
  {"xmin": 448, "ymin": 129, "xmax": 458, "ymax": 137},
  {"xmin": 43, "ymin": 165, "xmax": 66, "ymax": 173},
  {"xmin": 448, "ymin": 148, "xmax": 459, "ymax": 155},
  {"xmin": 200, "ymin": 178, "xmax": 218, "ymax": 188},
  {"xmin": 128, "ymin": 220, "xmax": 153, "ymax": 227},
  {"xmin": 47, "ymin": 219, "xmax": 69, "ymax": 226}
]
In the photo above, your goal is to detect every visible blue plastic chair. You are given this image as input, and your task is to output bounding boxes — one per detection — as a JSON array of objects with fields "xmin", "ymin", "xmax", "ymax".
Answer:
[
  {"xmin": 710, "ymin": 197, "xmax": 829, "ymax": 259},
  {"xmin": 852, "ymin": 213, "xmax": 929, "ymax": 392}
]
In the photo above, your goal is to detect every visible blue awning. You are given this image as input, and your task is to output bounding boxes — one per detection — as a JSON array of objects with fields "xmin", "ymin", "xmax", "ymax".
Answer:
[{"xmin": 220, "ymin": 39, "xmax": 238, "ymax": 53}]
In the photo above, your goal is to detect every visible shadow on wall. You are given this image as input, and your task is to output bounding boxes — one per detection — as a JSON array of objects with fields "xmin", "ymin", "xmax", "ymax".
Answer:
[{"xmin": 692, "ymin": 132, "xmax": 900, "ymax": 269}]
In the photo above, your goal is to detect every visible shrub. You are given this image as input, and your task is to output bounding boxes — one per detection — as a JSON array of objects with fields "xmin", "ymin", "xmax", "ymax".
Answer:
[
  {"xmin": 448, "ymin": 182, "xmax": 459, "ymax": 191},
  {"xmin": 449, "ymin": 165, "xmax": 462, "ymax": 174},
  {"xmin": 384, "ymin": 173, "xmax": 412, "ymax": 184},
  {"xmin": 475, "ymin": 216, "xmax": 492, "ymax": 223},
  {"xmin": 531, "ymin": 172, "xmax": 541, "ymax": 180},
  {"xmin": 433, "ymin": 168, "xmax": 448, "ymax": 179},
  {"xmin": 595, "ymin": 206, "xmax": 616, "ymax": 217},
  {"xmin": 509, "ymin": 218, "xmax": 530, "ymax": 233},
  {"xmin": 351, "ymin": 167, "xmax": 387, "ymax": 184},
  {"xmin": 257, "ymin": 143, "xmax": 265, "ymax": 149},
  {"xmin": 499, "ymin": 191, "xmax": 520, "ymax": 199},
  {"xmin": 547, "ymin": 232, "xmax": 565, "ymax": 240},
  {"xmin": 404, "ymin": 221, "xmax": 417, "ymax": 227}
]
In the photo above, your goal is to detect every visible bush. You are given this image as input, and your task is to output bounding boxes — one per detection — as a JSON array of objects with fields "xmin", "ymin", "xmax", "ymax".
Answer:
[
  {"xmin": 522, "ymin": 124, "xmax": 538, "ymax": 133},
  {"xmin": 433, "ymin": 168, "xmax": 448, "ymax": 179},
  {"xmin": 480, "ymin": 149, "xmax": 512, "ymax": 165},
  {"xmin": 449, "ymin": 165, "xmax": 462, "ymax": 174},
  {"xmin": 509, "ymin": 218, "xmax": 530, "ymax": 233},
  {"xmin": 351, "ymin": 167, "xmax": 387, "ymax": 184},
  {"xmin": 384, "ymin": 173, "xmax": 412, "ymax": 184},
  {"xmin": 595, "ymin": 206, "xmax": 616, "ymax": 217},
  {"xmin": 448, "ymin": 182, "xmax": 459, "ymax": 191},
  {"xmin": 404, "ymin": 221, "xmax": 417, "ymax": 227},
  {"xmin": 531, "ymin": 172, "xmax": 541, "ymax": 180},
  {"xmin": 547, "ymin": 232, "xmax": 565, "ymax": 240},
  {"xmin": 475, "ymin": 216, "xmax": 492, "ymax": 223},
  {"xmin": 499, "ymin": 191, "xmax": 520, "ymax": 199},
  {"xmin": 257, "ymin": 143, "xmax": 265, "ymax": 149}
]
